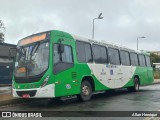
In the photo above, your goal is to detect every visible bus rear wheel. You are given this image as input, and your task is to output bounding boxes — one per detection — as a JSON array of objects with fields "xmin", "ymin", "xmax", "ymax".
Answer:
[
  {"xmin": 127, "ymin": 77, "xmax": 140, "ymax": 92},
  {"xmin": 77, "ymin": 80, "xmax": 92, "ymax": 102}
]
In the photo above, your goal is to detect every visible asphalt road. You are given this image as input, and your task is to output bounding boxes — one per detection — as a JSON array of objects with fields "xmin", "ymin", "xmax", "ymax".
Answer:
[{"xmin": 0, "ymin": 84, "xmax": 160, "ymax": 120}]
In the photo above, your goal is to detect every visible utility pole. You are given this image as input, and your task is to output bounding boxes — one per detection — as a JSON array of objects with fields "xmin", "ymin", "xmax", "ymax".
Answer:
[{"xmin": 92, "ymin": 13, "xmax": 104, "ymax": 39}]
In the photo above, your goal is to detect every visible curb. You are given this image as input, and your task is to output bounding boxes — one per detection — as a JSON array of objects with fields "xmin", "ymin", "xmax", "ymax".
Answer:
[
  {"xmin": 141, "ymin": 81, "xmax": 160, "ymax": 86},
  {"xmin": 152, "ymin": 81, "xmax": 160, "ymax": 85},
  {"xmin": 0, "ymin": 84, "xmax": 11, "ymax": 87}
]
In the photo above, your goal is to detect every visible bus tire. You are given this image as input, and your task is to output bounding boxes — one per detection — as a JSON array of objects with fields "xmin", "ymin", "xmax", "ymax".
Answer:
[
  {"xmin": 77, "ymin": 80, "xmax": 92, "ymax": 102},
  {"xmin": 127, "ymin": 77, "xmax": 140, "ymax": 92}
]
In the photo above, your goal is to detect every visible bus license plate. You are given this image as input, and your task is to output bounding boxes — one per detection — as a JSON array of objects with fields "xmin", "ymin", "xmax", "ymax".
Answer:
[{"xmin": 22, "ymin": 94, "xmax": 30, "ymax": 98}]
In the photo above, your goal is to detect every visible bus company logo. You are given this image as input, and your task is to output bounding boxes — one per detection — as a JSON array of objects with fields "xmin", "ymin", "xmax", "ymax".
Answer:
[
  {"xmin": 2, "ymin": 112, "xmax": 11, "ymax": 117},
  {"xmin": 66, "ymin": 84, "xmax": 71, "ymax": 89},
  {"xmin": 110, "ymin": 69, "xmax": 114, "ymax": 75},
  {"xmin": 100, "ymin": 69, "xmax": 106, "ymax": 75}
]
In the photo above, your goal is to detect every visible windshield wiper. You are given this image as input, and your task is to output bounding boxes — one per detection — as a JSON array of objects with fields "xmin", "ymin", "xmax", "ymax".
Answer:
[
  {"xmin": 17, "ymin": 46, "xmax": 26, "ymax": 61},
  {"xmin": 20, "ymin": 46, "xmax": 26, "ymax": 57},
  {"xmin": 29, "ymin": 42, "xmax": 40, "ymax": 62}
]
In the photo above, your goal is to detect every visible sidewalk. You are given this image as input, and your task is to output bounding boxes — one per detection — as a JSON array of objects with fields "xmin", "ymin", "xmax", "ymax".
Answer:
[
  {"xmin": 0, "ymin": 86, "xmax": 26, "ymax": 106},
  {"xmin": 0, "ymin": 86, "xmax": 43, "ymax": 106},
  {"xmin": 0, "ymin": 79, "xmax": 160, "ymax": 106},
  {"xmin": 153, "ymin": 79, "xmax": 160, "ymax": 84}
]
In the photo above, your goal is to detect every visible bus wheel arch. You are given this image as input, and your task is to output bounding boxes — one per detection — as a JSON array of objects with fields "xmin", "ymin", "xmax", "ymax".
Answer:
[
  {"xmin": 128, "ymin": 75, "xmax": 140, "ymax": 92},
  {"xmin": 134, "ymin": 75, "xmax": 140, "ymax": 85},
  {"xmin": 82, "ymin": 76, "xmax": 95, "ymax": 92},
  {"xmin": 134, "ymin": 76, "xmax": 140, "ymax": 91},
  {"xmin": 77, "ymin": 76, "xmax": 95, "ymax": 102}
]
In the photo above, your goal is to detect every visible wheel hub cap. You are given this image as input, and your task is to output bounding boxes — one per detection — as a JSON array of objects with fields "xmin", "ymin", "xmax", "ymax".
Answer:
[{"xmin": 82, "ymin": 85, "xmax": 90, "ymax": 96}]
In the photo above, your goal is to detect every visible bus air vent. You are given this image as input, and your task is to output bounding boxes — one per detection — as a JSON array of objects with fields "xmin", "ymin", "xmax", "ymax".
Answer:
[{"xmin": 72, "ymin": 72, "xmax": 77, "ymax": 78}]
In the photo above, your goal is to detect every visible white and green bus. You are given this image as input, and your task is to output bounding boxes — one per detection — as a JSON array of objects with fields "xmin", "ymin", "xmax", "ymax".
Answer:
[{"xmin": 12, "ymin": 30, "xmax": 153, "ymax": 101}]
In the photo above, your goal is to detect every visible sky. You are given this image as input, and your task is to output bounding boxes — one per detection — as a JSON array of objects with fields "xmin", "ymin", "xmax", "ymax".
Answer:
[{"xmin": 0, "ymin": 0, "xmax": 160, "ymax": 51}]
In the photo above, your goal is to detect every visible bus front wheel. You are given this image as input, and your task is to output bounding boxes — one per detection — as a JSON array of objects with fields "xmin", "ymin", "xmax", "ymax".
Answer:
[
  {"xmin": 77, "ymin": 80, "xmax": 92, "ymax": 102},
  {"xmin": 127, "ymin": 77, "xmax": 140, "ymax": 92}
]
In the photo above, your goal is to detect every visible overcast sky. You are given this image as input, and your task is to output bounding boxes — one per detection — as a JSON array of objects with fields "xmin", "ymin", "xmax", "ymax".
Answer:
[{"xmin": 0, "ymin": 0, "xmax": 160, "ymax": 51}]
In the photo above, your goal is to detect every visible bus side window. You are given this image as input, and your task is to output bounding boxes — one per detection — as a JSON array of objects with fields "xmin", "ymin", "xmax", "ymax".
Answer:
[
  {"xmin": 76, "ymin": 41, "xmax": 93, "ymax": 63},
  {"xmin": 61, "ymin": 45, "xmax": 73, "ymax": 63},
  {"xmin": 92, "ymin": 44, "xmax": 108, "ymax": 64},
  {"xmin": 108, "ymin": 47, "xmax": 120, "ymax": 65},
  {"xmin": 138, "ymin": 54, "xmax": 146, "ymax": 67},
  {"xmin": 53, "ymin": 44, "xmax": 73, "ymax": 64},
  {"xmin": 53, "ymin": 44, "xmax": 74, "ymax": 74},
  {"xmin": 120, "ymin": 50, "xmax": 130, "ymax": 66},
  {"xmin": 145, "ymin": 56, "xmax": 151, "ymax": 67},
  {"xmin": 130, "ymin": 52, "xmax": 139, "ymax": 66},
  {"xmin": 53, "ymin": 44, "xmax": 60, "ymax": 64}
]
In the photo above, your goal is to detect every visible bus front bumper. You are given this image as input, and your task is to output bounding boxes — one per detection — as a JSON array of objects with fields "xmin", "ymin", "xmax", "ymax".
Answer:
[{"xmin": 12, "ymin": 84, "xmax": 55, "ymax": 98}]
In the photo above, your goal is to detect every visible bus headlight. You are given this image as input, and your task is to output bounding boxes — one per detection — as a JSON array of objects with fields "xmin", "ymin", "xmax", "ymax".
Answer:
[{"xmin": 41, "ymin": 76, "xmax": 50, "ymax": 88}]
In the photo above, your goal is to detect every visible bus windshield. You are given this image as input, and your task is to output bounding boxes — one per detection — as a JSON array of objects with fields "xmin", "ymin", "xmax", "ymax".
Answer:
[{"xmin": 15, "ymin": 42, "xmax": 49, "ymax": 77}]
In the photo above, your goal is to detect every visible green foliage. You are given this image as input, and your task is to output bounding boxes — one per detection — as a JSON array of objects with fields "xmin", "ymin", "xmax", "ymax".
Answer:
[
  {"xmin": 154, "ymin": 70, "xmax": 160, "ymax": 79},
  {"xmin": 150, "ymin": 53, "xmax": 160, "ymax": 63},
  {"xmin": 0, "ymin": 33, "xmax": 4, "ymax": 43},
  {"xmin": 0, "ymin": 20, "xmax": 5, "ymax": 43}
]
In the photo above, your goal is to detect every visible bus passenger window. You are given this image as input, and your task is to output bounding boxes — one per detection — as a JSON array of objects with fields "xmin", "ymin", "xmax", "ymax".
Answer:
[
  {"xmin": 120, "ymin": 50, "xmax": 130, "ymax": 66},
  {"xmin": 108, "ymin": 48, "xmax": 120, "ymax": 65},
  {"xmin": 145, "ymin": 56, "xmax": 151, "ymax": 67},
  {"xmin": 130, "ymin": 52, "xmax": 139, "ymax": 66},
  {"xmin": 76, "ymin": 41, "xmax": 93, "ymax": 63},
  {"xmin": 62, "ymin": 46, "xmax": 73, "ymax": 63},
  {"xmin": 92, "ymin": 44, "xmax": 108, "ymax": 64},
  {"xmin": 138, "ymin": 54, "xmax": 146, "ymax": 67}
]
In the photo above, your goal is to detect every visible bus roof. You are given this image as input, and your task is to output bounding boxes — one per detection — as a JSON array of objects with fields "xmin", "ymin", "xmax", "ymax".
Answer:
[
  {"xmin": 17, "ymin": 30, "xmax": 150, "ymax": 56},
  {"xmin": 71, "ymin": 34, "xmax": 150, "ymax": 55}
]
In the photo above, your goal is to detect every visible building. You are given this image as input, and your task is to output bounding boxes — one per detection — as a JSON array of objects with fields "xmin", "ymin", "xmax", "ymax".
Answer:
[
  {"xmin": 0, "ymin": 43, "xmax": 16, "ymax": 85},
  {"xmin": 153, "ymin": 63, "xmax": 160, "ymax": 70}
]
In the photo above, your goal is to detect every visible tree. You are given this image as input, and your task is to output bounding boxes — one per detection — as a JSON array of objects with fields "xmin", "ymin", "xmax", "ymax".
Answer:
[
  {"xmin": 0, "ymin": 20, "xmax": 6, "ymax": 43},
  {"xmin": 150, "ymin": 53, "xmax": 160, "ymax": 63}
]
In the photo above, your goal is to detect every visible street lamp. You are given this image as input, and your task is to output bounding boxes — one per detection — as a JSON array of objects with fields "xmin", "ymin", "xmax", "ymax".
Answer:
[
  {"xmin": 137, "ymin": 36, "xmax": 145, "ymax": 50},
  {"xmin": 92, "ymin": 13, "xmax": 104, "ymax": 39}
]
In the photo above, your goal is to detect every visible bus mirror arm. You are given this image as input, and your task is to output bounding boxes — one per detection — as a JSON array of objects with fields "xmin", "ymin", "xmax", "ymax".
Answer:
[
  {"xmin": 58, "ymin": 44, "xmax": 64, "ymax": 53},
  {"xmin": 57, "ymin": 38, "xmax": 64, "ymax": 53}
]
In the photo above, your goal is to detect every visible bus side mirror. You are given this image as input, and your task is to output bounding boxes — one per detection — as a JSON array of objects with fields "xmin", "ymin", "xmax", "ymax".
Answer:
[{"xmin": 58, "ymin": 44, "xmax": 64, "ymax": 53}]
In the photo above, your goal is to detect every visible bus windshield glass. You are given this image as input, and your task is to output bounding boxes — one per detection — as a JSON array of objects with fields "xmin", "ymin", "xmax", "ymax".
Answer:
[{"xmin": 15, "ymin": 38, "xmax": 49, "ymax": 78}]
